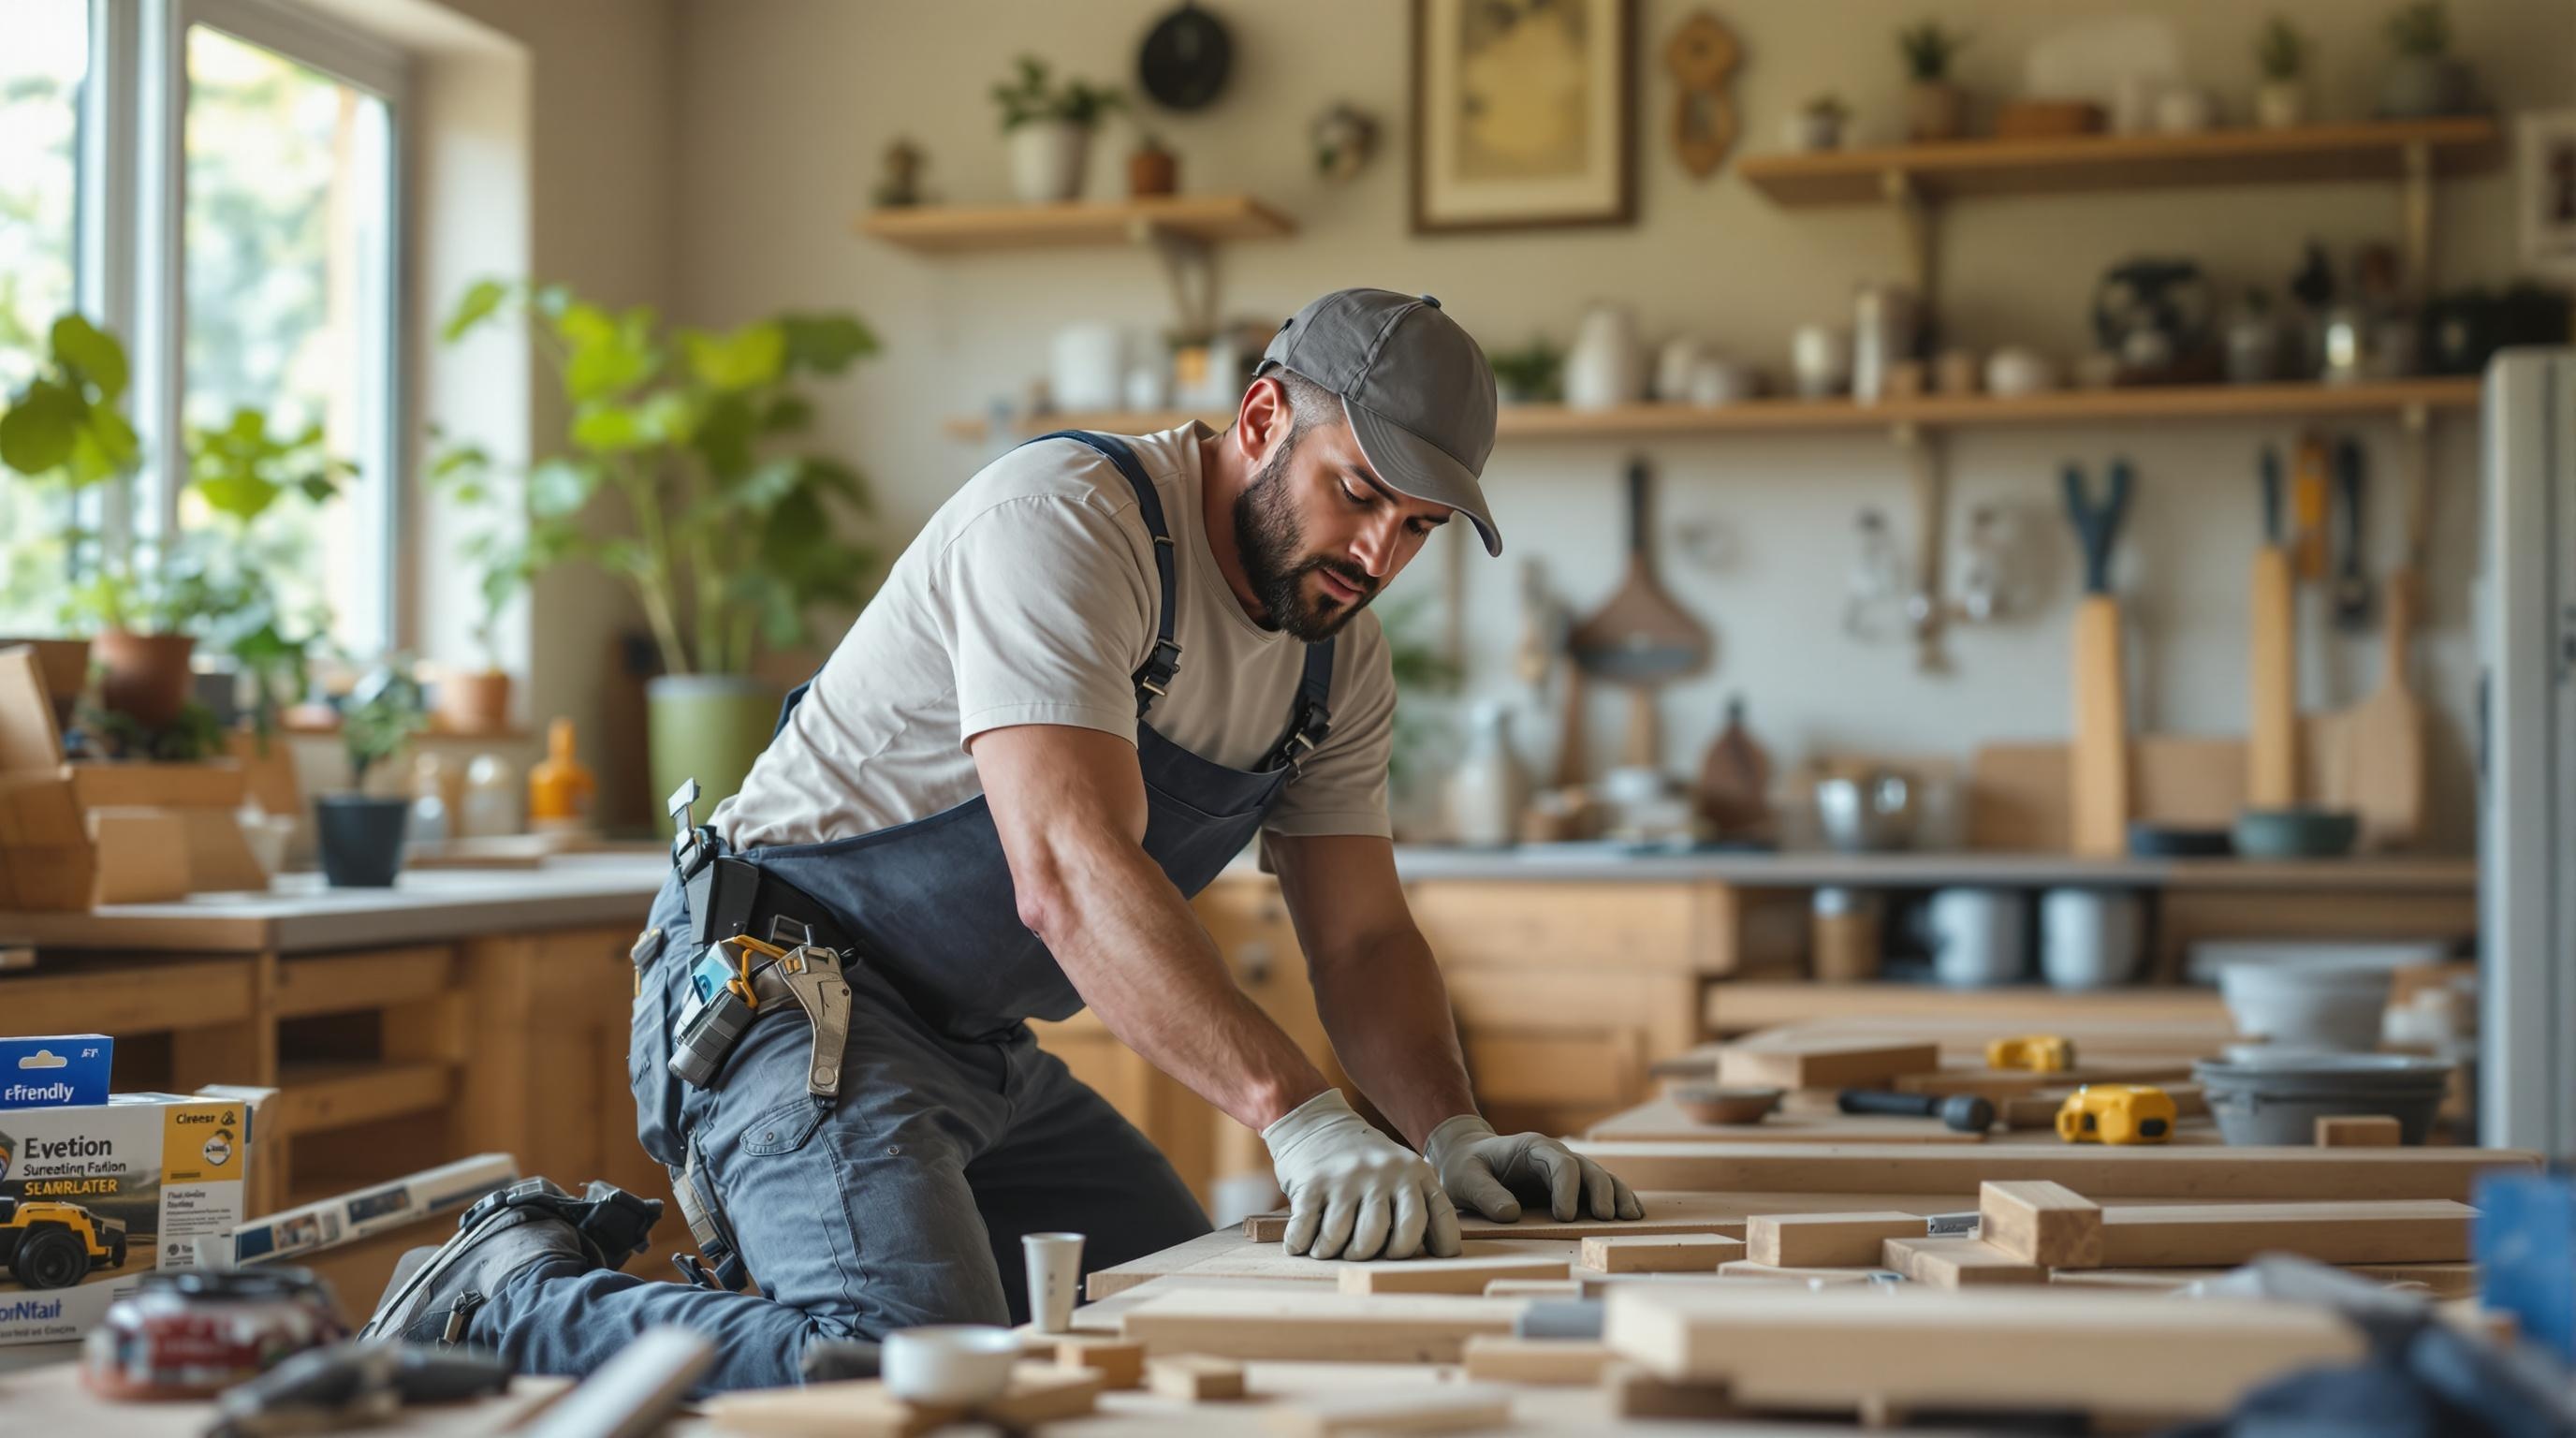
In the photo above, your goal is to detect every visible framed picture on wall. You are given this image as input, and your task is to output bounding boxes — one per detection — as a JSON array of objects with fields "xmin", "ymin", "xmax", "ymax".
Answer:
[
  {"xmin": 2520, "ymin": 110, "xmax": 2576, "ymax": 275},
  {"xmin": 1411, "ymin": 0, "xmax": 1636, "ymax": 234}
]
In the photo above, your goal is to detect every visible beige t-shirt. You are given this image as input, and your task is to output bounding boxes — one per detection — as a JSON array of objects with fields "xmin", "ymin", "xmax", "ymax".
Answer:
[{"xmin": 714, "ymin": 424, "xmax": 1397, "ymax": 851}]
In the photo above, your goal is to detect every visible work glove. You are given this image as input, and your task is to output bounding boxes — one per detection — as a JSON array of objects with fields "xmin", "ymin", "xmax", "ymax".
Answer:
[
  {"xmin": 1262, "ymin": 1090, "xmax": 1461, "ymax": 1260},
  {"xmin": 1423, "ymin": 1114, "xmax": 1646, "ymax": 1225}
]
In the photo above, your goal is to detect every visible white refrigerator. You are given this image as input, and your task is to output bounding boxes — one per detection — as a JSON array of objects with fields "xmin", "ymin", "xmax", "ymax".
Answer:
[{"xmin": 2480, "ymin": 347, "xmax": 2576, "ymax": 1156}]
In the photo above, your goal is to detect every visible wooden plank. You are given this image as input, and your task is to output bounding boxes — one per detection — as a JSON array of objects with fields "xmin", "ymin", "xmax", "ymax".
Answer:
[
  {"xmin": 1144, "ymin": 1355, "xmax": 1245, "ymax": 1401},
  {"xmin": 1718, "ymin": 1260, "xmax": 1884, "ymax": 1284},
  {"xmin": 1980, "ymin": 1181, "xmax": 2105, "ymax": 1268},
  {"xmin": 1177, "ymin": 1238, "xmax": 1570, "ymax": 1288},
  {"xmin": 1716, "ymin": 1035, "xmax": 1939, "ymax": 1090},
  {"xmin": 1580, "ymin": 1234, "xmax": 1743, "ymax": 1273},
  {"xmin": 1881, "ymin": 1237, "xmax": 2048, "ymax": 1287},
  {"xmin": 271, "ymin": 1061, "xmax": 452, "ymax": 1137},
  {"xmin": 1116, "ymin": 1289, "xmax": 1524, "ymax": 1364},
  {"xmin": 1459, "ymin": 1336, "xmax": 1617, "ymax": 1386},
  {"xmin": 1049, "ymin": 1335, "xmax": 1144, "ymax": 1389},
  {"xmin": 1242, "ymin": 1191, "xmax": 1764, "ymax": 1244},
  {"xmin": 1264, "ymin": 1384, "xmax": 1513, "ymax": 1436},
  {"xmin": 1588, "ymin": 1098, "xmax": 1985, "ymax": 1144},
  {"xmin": 701, "ymin": 1366, "xmax": 1100, "ymax": 1436},
  {"xmin": 1746, "ymin": 1211, "xmax": 1925, "ymax": 1267},
  {"xmin": 1337, "ymin": 1255, "xmax": 1570, "ymax": 1296},
  {"xmin": 1570, "ymin": 1141, "xmax": 2538, "ymax": 1200},
  {"xmin": 1737, "ymin": 117, "xmax": 2500, "ymax": 207},
  {"xmin": 272, "ymin": 946, "xmax": 457, "ymax": 1018},
  {"xmin": 1483, "ymin": 1279, "xmax": 1582, "ymax": 1299},
  {"xmin": 1603, "ymin": 1286, "xmax": 2367, "ymax": 1416},
  {"xmin": 1090, "ymin": 1225, "xmax": 1252, "ymax": 1299},
  {"xmin": 2318, "ymin": 1115, "xmax": 2403, "ymax": 1148},
  {"xmin": 0, "ymin": 956, "xmax": 256, "ymax": 1033},
  {"xmin": 2097, "ymin": 1199, "xmax": 2473, "ymax": 1268}
]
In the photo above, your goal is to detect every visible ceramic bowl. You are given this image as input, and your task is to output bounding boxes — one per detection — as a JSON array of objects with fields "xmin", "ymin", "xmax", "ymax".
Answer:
[
  {"xmin": 2232, "ymin": 807, "xmax": 2360, "ymax": 859},
  {"xmin": 1671, "ymin": 1084, "xmax": 1783, "ymax": 1125},
  {"xmin": 883, "ymin": 1325, "xmax": 1020, "ymax": 1405}
]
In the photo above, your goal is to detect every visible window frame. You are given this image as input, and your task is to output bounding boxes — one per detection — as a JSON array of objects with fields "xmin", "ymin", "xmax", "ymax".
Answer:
[{"xmin": 73, "ymin": 0, "xmax": 412, "ymax": 654}]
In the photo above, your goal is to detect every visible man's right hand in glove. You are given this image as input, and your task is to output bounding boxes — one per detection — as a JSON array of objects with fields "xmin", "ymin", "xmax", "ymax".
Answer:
[{"xmin": 1261, "ymin": 1089, "xmax": 1462, "ymax": 1260}]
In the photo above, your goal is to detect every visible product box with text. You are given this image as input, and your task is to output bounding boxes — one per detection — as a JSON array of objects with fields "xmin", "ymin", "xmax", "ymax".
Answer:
[{"xmin": 0, "ymin": 1091, "xmax": 250, "ymax": 1345}]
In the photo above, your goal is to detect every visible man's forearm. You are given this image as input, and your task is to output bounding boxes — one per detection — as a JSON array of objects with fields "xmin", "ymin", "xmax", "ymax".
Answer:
[
  {"xmin": 1309, "ymin": 928, "xmax": 1478, "ymax": 1149},
  {"xmin": 1020, "ymin": 824, "xmax": 1330, "ymax": 1133}
]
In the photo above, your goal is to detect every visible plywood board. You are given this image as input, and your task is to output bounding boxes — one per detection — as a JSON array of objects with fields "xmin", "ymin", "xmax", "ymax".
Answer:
[
  {"xmin": 2317, "ymin": 1115, "xmax": 2403, "ymax": 1147},
  {"xmin": 1265, "ymin": 1383, "xmax": 1513, "ymax": 1436},
  {"xmin": 1718, "ymin": 1259, "xmax": 1884, "ymax": 1284},
  {"xmin": 1881, "ymin": 1236, "xmax": 2048, "ymax": 1287},
  {"xmin": 2096, "ymin": 1199, "xmax": 2474, "ymax": 1268},
  {"xmin": 1459, "ymin": 1335, "xmax": 1617, "ymax": 1385},
  {"xmin": 1116, "ymin": 1289, "xmax": 1525, "ymax": 1364},
  {"xmin": 1178, "ymin": 1238, "xmax": 1573, "ymax": 1287},
  {"xmin": 1050, "ymin": 1335, "xmax": 1145, "ymax": 1388},
  {"xmin": 1717, "ymin": 1034, "xmax": 1940, "ymax": 1089},
  {"xmin": 1242, "ymin": 1190, "xmax": 1772, "ymax": 1244},
  {"xmin": 1588, "ymin": 1099, "xmax": 1985, "ymax": 1143},
  {"xmin": 700, "ymin": 1365, "xmax": 1101, "ymax": 1437},
  {"xmin": 1603, "ymin": 1285, "xmax": 2366, "ymax": 1416},
  {"xmin": 1579, "ymin": 1233, "xmax": 1743, "ymax": 1273},
  {"xmin": 1483, "ymin": 1279, "xmax": 1582, "ymax": 1299},
  {"xmin": 1980, "ymin": 1181, "xmax": 2105, "ymax": 1268},
  {"xmin": 1746, "ymin": 1211, "xmax": 1925, "ymax": 1267},
  {"xmin": 1568, "ymin": 1141, "xmax": 2538, "ymax": 1201},
  {"xmin": 1337, "ymin": 1255, "xmax": 1570, "ymax": 1296},
  {"xmin": 1144, "ymin": 1354, "xmax": 1245, "ymax": 1401}
]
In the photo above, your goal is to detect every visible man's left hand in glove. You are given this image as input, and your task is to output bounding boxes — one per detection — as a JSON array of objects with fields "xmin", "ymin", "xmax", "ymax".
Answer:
[{"xmin": 1420, "ymin": 1114, "xmax": 1646, "ymax": 1224}]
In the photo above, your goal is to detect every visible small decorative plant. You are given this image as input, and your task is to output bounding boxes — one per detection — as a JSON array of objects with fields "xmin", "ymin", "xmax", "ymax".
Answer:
[
  {"xmin": 1806, "ymin": 93, "xmax": 1852, "ymax": 122},
  {"xmin": 186, "ymin": 406, "xmax": 352, "ymax": 739},
  {"xmin": 1896, "ymin": 21, "xmax": 1969, "ymax": 82},
  {"xmin": 2258, "ymin": 16, "xmax": 2308, "ymax": 80},
  {"xmin": 340, "ymin": 662, "xmax": 427, "ymax": 793},
  {"xmin": 2385, "ymin": 1, "xmax": 2450, "ymax": 57},
  {"xmin": 1488, "ymin": 336, "xmax": 1564, "ymax": 405},
  {"xmin": 989, "ymin": 55, "xmax": 1123, "ymax": 132}
]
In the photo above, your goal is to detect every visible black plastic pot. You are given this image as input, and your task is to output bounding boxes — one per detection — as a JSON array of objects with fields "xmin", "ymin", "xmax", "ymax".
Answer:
[{"xmin": 315, "ymin": 795, "xmax": 411, "ymax": 888}]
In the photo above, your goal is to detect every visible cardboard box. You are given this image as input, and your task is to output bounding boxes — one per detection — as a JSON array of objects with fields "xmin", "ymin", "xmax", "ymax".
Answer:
[
  {"xmin": 0, "ymin": 1089, "xmax": 256, "ymax": 1345},
  {"xmin": 0, "ymin": 1035, "xmax": 112, "ymax": 1109}
]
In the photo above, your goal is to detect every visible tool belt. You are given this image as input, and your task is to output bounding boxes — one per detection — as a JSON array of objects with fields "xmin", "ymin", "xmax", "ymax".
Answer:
[{"xmin": 657, "ymin": 779, "xmax": 858, "ymax": 1291}]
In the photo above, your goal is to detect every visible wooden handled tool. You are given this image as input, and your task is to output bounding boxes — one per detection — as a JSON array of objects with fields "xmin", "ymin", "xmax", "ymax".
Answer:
[
  {"xmin": 2247, "ymin": 446, "xmax": 2300, "ymax": 807},
  {"xmin": 2063, "ymin": 462, "xmax": 2132, "ymax": 858},
  {"xmin": 1569, "ymin": 459, "xmax": 1711, "ymax": 776},
  {"xmin": 2345, "ymin": 567, "xmax": 2426, "ymax": 850}
]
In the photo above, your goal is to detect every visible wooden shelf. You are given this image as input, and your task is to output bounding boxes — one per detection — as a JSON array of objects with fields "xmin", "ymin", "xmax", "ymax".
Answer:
[
  {"xmin": 1739, "ymin": 117, "xmax": 2504, "ymax": 207},
  {"xmin": 857, "ymin": 194, "xmax": 1295, "ymax": 253},
  {"xmin": 1704, "ymin": 982, "xmax": 2232, "ymax": 1037},
  {"xmin": 944, "ymin": 377, "xmax": 2480, "ymax": 444}
]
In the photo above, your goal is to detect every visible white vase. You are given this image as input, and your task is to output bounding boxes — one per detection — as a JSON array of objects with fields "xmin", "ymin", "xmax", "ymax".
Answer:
[
  {"xmin": 1446, "ymin": 704, "xmax": 1530, "ymax": 848},
  {"xmin": 1790, "ymin": 324, "xmax": 1852, "ymax": 400},
  {"xmin": 1564, "ymin": 304, "xmax": 1644, "ymax": 410},
  {"xmin": 2254, "ymin": 81, "xmax": 2307, "ymax": 130},
  {"xmin": 1654, "ymin": 337, "xmax": 1708, "ymax": 403},
  {"xmin": 1009, "ymin": 120, "xmax": 1091, "ymax": 203}
]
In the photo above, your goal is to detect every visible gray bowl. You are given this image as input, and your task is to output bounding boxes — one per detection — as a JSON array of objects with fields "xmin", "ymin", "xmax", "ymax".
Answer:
[
  {"xmin": 2232, "ymin": 807, "xmax": 2360, "ymax": 860},
  {"xmin": 2192, "ymin": 1053, "xmax": 2452, "ymax": 1145}
]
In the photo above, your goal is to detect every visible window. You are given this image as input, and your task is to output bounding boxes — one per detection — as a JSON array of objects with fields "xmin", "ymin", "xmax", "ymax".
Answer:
[
  {"xmin": 0, "ymin": 0, "xmax": 405, "ymax": 656},
  {"xmin": 0, "ymin": 0, "xmax": 92, "ymax": 633}
]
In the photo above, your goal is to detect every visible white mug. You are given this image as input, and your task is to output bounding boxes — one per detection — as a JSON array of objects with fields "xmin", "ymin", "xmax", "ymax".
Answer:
[{"xmin": 1022, "ymin": 1231, "xmax": 1085, "ymax": 1334}]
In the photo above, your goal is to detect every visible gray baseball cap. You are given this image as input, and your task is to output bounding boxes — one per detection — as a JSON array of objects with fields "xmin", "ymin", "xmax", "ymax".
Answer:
[{"xmin": 1258, "ymin": 288, "xmax": 1502, "ymax": 555}]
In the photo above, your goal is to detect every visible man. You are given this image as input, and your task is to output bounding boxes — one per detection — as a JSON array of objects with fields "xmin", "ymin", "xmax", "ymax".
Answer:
[{"xmin": 363, "ymin": 288, "xmax": 1641, "ymax": 1389}]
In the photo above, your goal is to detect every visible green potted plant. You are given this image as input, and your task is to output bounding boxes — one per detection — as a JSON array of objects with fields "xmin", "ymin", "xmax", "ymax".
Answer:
[
  {"xmin": 185, "ymin": 405, "xmax": 351, "ymax": 741},
  {"xmin": 991, "ymin": 55, "xmax": 1124, "ymax": 203},
  {"xmin": 1488, "ymin": 336, "xmax": 1564, "ymax": 406},
  {"xmin": 1788, "ymin": 93, "xmax": 1852, "ymax": 154},
  {"xmin": 2378, "ymin": 2, "xmax": 2468, "ymax": 118},
  {"xmin": 0, "ymin": 315, "xmax": 139, "ymax": 724},
  {"xmin": 319, "ymin": 661, "xmax": 426, "ymax": 887},
  {"xmin": 1897, "ymin": 21, "xmax": 1971, "ymax": 142},
  {"xmin": 424, "ymin": 433, "xmax": 536, "ymax": 734},
  {"xmin": 440, "ymin": 278, "xmax": 883, "ymax": 814},
  {"xmin": 2255, "ymin": 17, "xmax": 2310, "ymax": 130}
]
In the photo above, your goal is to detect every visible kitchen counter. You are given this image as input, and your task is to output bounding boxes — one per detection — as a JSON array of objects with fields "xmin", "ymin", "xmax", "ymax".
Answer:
[
  {"xmin": 1384, "ymin": 844, "xmax": 2476, "ymax": 890},
  {"xmin": 0, "ymin": 853, "xmax": 667, "ymax": 953}
]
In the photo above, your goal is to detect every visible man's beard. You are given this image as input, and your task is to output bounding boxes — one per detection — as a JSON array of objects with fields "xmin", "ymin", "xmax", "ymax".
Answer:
[{"xmin": 1234, "ymin": 441, "xmax": 1379, "ymax": 642}]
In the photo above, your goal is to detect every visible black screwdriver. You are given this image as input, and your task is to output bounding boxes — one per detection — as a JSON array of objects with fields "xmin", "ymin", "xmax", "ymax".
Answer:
[{"xmin": 1837, "ymin": 1088, "xmax": 1996, "ymax": 1134}]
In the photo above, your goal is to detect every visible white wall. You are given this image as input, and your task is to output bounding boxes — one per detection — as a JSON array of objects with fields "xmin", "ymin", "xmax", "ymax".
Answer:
[{"xmin": 667, "ymin": 0, "xmax": 2575, "ymax": 852}]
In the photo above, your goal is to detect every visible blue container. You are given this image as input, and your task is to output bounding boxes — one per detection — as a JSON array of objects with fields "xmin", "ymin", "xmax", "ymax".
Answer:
[
  {"xmin": 2476, "ymin": 1171, "xmax": 2575, "ymax": 1361},
  {"xmin": 0, "ymin": 1034, "xmax": 113, "ymax": 1108}
]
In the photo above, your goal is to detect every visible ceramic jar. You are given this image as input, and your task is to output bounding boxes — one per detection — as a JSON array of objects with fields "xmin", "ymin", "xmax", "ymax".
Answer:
[
  {"xmin": 1446, "ymin": 703, "xmax": 1530, "ymax": 848},
  {"xmin": 1790, "ymin": 324, "xmax": 1852, "ymax": 400},
  {"xmin": 1565, "ymin": 303, "xmax": 1645, "ymax": 410}
]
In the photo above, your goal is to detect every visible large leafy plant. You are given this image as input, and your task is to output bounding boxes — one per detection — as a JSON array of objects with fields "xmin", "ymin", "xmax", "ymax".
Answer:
[
  {"xmin": 439, "ymin": 280, "xmax": 881, "ymax": 677},
  {"xmin": 187, "ymin": 407, "xmax": 352, "ymax": 736},
  {"xmin": 0, "ymin": 315, "xmax": 139, "ymax": 489}
]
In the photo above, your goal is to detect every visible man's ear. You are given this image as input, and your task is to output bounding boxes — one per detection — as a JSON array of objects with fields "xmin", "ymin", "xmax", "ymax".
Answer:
[{"xmin": 1236, "ymin": 374, "xmax": 1293, "ymax": 467}]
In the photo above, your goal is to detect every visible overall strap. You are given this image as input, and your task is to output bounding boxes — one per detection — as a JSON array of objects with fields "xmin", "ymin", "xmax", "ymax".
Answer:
[
  {"xmin": 1024, "ymin": 430, "xmax": 1181, "ymax": 716},
  {"xmin": 1262, "ymin": 637, "xmax": 1337, "ymax": 771}
]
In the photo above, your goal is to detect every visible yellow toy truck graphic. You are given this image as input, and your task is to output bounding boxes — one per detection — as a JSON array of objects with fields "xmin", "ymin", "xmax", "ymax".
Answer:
[{"xmin": 0, "ymin": 1196, "xmax": 129, "ymax": 1290}]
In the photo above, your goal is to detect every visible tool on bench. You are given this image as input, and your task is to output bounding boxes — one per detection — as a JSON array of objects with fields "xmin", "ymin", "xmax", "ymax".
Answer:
[
  {"xmin": 204, "ymin": 1342, "xmax": 511, "ymax": 1438},
  {"xmin": 2056, "ymin": 1083, "xmax": 2176, "ymax": 1145},
  {"xmin": 1986, "ymin": 1034, "xmax": 2076, "ymax": 1073},
  {"xmin": 1837, "ymin": 1089, "xmax": 1996, "ymax": 1134}
]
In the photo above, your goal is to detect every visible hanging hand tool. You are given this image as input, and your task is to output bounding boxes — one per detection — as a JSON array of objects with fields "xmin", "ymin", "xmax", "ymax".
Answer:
[
  {"xmin": 2056, "ymin": 1083, "xmax": 2177, "ymax": 1145},
  {"xmin": 2291, "ymin": 430, "xmax": 2331, "ymax": 582},
  {"xmin": 2247, "ymin": 445, "xmax": 2301, "ymax": 807},
  {"xmin": 2062, "ymin": 460, "xmax": 2133, "ymax": 858},
  {"xmin": 1838, "ymin": 1088, "xmax": 1997, "ymax": 1134},
  {"xmin": 2331, "ymin": 437, "xmax": 2375, "ymax": 631},
  {"xmin": 1569, "ymin": 458, "xmax": 1713, "ymax": 777}
]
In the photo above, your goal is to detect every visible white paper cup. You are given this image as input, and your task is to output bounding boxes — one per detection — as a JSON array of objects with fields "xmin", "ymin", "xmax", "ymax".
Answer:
[
  {"xmin": 882, "ymin": 1325, "xmax": 1019, "ymax": 1405},
  {"xmin": 1022, "ymin": 1231, "xmax": 1086, "ymax": 1334}
]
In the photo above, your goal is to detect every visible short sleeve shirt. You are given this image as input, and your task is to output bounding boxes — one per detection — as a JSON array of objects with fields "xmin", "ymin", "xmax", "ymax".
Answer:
[{"xmin": 713, "ymin": 424, "xmax": 1397, "ymax": 851}]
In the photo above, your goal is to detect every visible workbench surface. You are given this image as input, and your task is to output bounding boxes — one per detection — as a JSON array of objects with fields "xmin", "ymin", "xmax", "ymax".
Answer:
[
  {"xmin": 0, "ymin": 854, "xmax": 666, "ymax": 952},
  {"xmin": 1384, "ymin": 844, "xmax": 2476, "ymax": 889}
]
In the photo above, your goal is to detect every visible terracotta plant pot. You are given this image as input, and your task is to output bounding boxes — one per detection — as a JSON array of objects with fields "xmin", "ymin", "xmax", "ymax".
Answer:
[
  {"xmin": 0, "ymin": 636, "xmax": 92, "ymax": 729},
  {"xmin": 1127, "ymin": 146, "xmax": 1178, "ymax": 197},
  {"xmin": 1906, "ymin": 81, "xmax": 1969, "ymax": 142},
  {"xmin": 437, "ymin": 668, "xmax": 516, "ymax": 735},
  {"xmin": 95, "ymin": 629, "xmax": 197, "ymax": 731}
]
